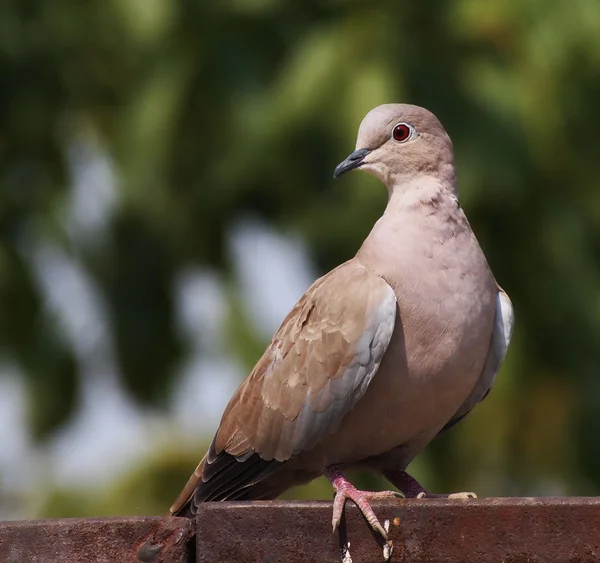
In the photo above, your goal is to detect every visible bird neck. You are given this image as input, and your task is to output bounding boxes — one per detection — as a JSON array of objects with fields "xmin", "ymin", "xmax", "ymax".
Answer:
[
  {"xmin": 384, "ymin": 175, "xmax": 459, "ymax": 217},
  {"xmin": 356, "ymin": 174, "xmax": 466, "ymax": 279}
]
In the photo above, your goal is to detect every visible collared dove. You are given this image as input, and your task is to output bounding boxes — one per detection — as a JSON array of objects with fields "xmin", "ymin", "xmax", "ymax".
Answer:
[{"xmin": 170, "ymin": 103, "xmax": 514, "ymax": 542}]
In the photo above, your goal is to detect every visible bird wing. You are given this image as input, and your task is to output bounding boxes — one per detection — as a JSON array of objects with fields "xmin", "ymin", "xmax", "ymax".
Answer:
[
  {"xmin": 170, "ymin": 259, "xmax": 396, "ymax": 513},
  {"xmin": 439, "ymin": 286, "xmax": 514, "ymax": 434}
]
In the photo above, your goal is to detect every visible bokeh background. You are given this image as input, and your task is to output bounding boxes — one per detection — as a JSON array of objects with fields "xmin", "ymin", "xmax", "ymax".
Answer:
[{"xmin": 2, "ymin": 0, "xmax": 600, "ymax": 520}]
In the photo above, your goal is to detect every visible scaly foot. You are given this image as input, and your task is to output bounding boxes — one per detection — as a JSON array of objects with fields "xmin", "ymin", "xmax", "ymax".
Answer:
[
  {"xmin": 416, "ymin": 491, "xmax": 477, "ymax": 499},
  {"xmin": 384, "ymin": 469, "xmax": 477, "ymax": 499},
  {"xmin": 324, "ymin": 465, "xmax": 401, "ymax": 539}
]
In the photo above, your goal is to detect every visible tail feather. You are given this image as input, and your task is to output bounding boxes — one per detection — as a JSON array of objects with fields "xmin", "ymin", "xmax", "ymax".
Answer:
[
  {"xmin": 170, "ymin": 447, "xmax": 284, "ymax": 516},
  {"xmin": 170, "ymin": 454, "xmax": 206, "ymax": 516}
]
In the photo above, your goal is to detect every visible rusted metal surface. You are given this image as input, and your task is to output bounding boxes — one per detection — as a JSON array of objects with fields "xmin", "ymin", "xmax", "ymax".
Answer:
[
  {"xmin": 2, "ymin": 499, "xmax": 600, "ymax": 562},
  {"xmin": 0, "ymin": 515, "xmax": 195, "ymax": 563},
  {"xmin": 196, "ymin": 498, "xmax": 600, "ymax": 563}
]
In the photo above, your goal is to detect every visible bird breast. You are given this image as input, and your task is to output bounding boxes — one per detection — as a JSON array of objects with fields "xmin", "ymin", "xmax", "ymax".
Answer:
[{"xmin": 317, "ymin": 200, "xmax": 498, "ymax": 465}]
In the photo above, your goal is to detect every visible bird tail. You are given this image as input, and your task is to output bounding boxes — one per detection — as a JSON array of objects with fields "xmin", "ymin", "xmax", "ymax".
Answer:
[{"xmin": 169, "ymin": 454, "xmax": 207, "ymax": 517}]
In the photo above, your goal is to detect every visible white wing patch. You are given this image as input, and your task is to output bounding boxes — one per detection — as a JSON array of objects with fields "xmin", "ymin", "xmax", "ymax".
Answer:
[
  {"xmin": 477, "ymin": 287, "xmax": 514, "ymax": 395},
  {"xmin": 437, "ymin": 286, "xmax": 514, "ymax": 433},
  {"xmin": 495, "ymin": 288, "xmax": 514, "ymax": 363}
]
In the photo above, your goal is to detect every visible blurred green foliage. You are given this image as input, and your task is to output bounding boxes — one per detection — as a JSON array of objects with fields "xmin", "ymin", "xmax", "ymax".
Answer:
[{"xmin": 2, "ymin": 0, "xmax": 600, "ymax": 517}]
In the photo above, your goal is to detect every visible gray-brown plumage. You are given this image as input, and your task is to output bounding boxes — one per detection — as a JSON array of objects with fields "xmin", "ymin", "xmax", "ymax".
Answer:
[{"xmin": 170, "ymin": 104, "xmax": 513, "ymax": 538}]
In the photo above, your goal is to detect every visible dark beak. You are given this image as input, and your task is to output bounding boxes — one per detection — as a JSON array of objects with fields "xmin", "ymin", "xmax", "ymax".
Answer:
[{"xmin": 333, "ymin": 148, "xmax": 371, "ymax": 178}]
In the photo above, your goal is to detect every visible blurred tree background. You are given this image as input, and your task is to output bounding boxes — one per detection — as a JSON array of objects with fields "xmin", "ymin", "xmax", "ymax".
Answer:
[{"xmin": 1, "ymin": 0, "xmax": 600, "ymax": 519}]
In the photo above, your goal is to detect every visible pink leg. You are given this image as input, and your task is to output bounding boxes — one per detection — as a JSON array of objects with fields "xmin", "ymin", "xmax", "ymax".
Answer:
[
  {"xmin": 383, "ymin": 469, "xmax": 429, "ymax": 498},
  {"xmin": 384, "ymin": 469, "xmax": 477, "ymax": 499},
  {"xmin": 324, "ymin": 465, "xmax": 401, "ymax": 539}
]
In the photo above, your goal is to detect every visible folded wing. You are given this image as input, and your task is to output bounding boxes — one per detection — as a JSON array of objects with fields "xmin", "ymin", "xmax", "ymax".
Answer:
[
  {"xmin": 170, "ymin": 259, "xmax": 397, "ymax": 513},
  {"xmin": 439, "ymin": 286, "xmax": 514, "ymax": 434}
]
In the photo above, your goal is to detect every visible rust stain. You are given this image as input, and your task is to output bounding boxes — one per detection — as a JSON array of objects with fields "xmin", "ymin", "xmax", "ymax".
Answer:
[
  {"xmin": 0, "ymin": 516, "xmax": 194, "ymax": 563},
  {"xmin": 196, "ymin": 498, "xmax": 600, "ymax": 563},
  {"xmin": 2, "ymin": 499, "xmax": 600, "ymax": 563}
]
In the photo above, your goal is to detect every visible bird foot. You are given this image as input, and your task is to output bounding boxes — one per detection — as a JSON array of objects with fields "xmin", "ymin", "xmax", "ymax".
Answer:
[
  {"xmin": 416, "ymin": 491, "xmax": 477, "ymax": 499},
  {"xmin": 324, "ymin": 465, "xmax": 401, "ymax": 540},
  {"xmin": 384, "ymin": 469, "xmax": 478, "ymax": 500}
]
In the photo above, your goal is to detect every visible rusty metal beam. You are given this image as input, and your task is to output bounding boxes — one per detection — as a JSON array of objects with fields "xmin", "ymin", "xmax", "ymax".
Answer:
[
  {"xmin": 2, "ymin": 498, "xmax": 600, "ymax": 562},
  {"xmin": 196, "ymin": 498, "xmax": 600, "ymax": 563},
  {"xmin": 0, "ymin": 515, "xmax": 195, "ymax": 563}
]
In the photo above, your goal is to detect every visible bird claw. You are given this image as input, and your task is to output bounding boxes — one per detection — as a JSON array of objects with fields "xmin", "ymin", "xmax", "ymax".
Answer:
[
  {"xmin": 331, "ymin": 490, "xmax": 389, "ymax": 539},
  {"xmin": 329, "ymin": 480, "xmax": 399, "ymax": 539},
  {"xmin": 416, "ymin": 491, "xmax": 477, "ymax": 499},
  {"xmin": 382, "ymin": 520, "xmax": 393, "ymax": 561},
  {"xmin": 325, "ymin": 467, "xmax": 400, "ymax": 562},
  {"xmin": 448, "ymin": 491, "xmax": 477, "ymax": 499},
  {"xmin": 383, "ymin": 540, "xmax": 394, "ymax": 562},
  {"xmin": 341, "ymin": 541, "xmax": 353, "ymax": 563},
  {"xmin": 338, "ymin": 515, "xmax": 394, "ymax": 562}
]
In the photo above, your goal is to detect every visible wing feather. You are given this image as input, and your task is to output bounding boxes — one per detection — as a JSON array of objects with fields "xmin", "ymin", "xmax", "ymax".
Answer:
[
  {"xmin": 217, "ymin": 260, "xmax": 396, "ymax": 462},
  {"xmin": 439, "ymin": 285, "xmax": 514, "ymax": 434},
  {"xmin": 171, "ymin": 260, "xmax": 396, "ymax": 513}
]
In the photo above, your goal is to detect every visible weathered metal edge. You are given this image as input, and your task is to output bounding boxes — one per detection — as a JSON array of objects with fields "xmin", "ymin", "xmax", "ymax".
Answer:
[
  {"xmin": 2, "ymin": 498, "xmax": 600, "ymax": 563},
  {"xmin": 197, "ymin": 498, "xmax": 600, "ymax": 563},
  {"xmin": 0, "ymin": 515, "xmax": 195, "ymax": 563}
]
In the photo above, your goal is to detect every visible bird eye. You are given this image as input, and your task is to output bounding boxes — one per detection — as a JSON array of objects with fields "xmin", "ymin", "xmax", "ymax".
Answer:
[{"xmin": 392, "ymin": 123, "xmax": 413, "ymax": 142}]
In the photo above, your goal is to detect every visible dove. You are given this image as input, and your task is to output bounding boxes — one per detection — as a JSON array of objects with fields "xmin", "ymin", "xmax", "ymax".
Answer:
[{"xmin": 170, "ymin": 103, "xmax": 514, "ymax": 542}]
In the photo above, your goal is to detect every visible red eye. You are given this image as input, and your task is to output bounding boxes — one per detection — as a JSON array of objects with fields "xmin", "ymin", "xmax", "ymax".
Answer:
[{"xmin": 392, "ymin": 123, "xmax": 412, "ymax": 142}]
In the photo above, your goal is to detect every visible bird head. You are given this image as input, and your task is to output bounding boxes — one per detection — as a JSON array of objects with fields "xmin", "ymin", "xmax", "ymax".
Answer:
[{"xmin": 333, "ymin": 104, "xmax": 455, "ymax": 191}]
